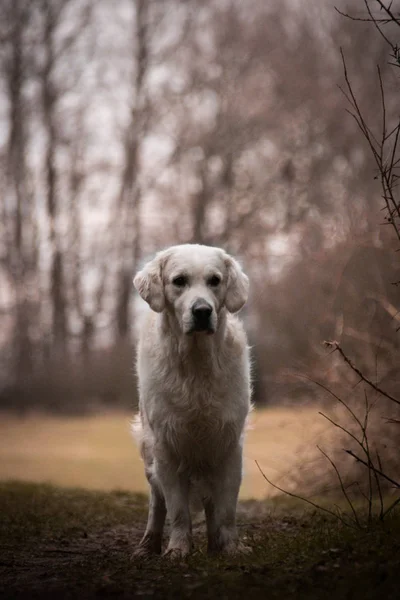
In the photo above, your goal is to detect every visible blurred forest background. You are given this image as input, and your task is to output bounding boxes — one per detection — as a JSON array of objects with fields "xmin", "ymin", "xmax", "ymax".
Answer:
[{"xmin": 0, "ymin": 0, "xmax": 399, "ymax": 419}]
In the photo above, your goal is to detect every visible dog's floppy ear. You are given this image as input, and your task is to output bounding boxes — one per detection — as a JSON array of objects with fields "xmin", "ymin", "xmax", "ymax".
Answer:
[
  {"xmin": 224, "ymin": 254, "xmax": 249, "ymax": 313},
  {"xmin": 133, "ymin": 253, "xmax": 165, "ymax": 313}
]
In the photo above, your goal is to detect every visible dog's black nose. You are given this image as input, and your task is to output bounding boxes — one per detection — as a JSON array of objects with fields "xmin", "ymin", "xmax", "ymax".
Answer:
[{"xmin": 192, "ymin": 300, "xmax": 212, "ymax": 320}]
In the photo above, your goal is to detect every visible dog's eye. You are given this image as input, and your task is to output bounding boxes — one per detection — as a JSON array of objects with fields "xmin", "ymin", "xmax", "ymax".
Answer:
[
  {"xmin": 172, "ymin": 275, "xmax": 187, "ymax": 287},
  {"xmin": 208, "ymin": 275, "xmax": 221, "ymax": 287}
]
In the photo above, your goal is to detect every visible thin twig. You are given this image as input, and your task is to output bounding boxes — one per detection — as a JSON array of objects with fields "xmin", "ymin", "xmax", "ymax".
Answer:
[
  {"xmin": 338, "ymin": 48, "xmax": 400, "ymax": 242},
  {"xmin": 319, "ymin": 404, "xmax": 381, "ymax": 524},
  {"xmin": 375, "ymin": 0, "xmax": 400, "ymax": 29},
  {"xmin": 362, "ymin": 391, "xmax": 373, "ymax": 524},
  {"xmin": 375, "ymin": 449, "xmax": 385, "ymax": 519},
  {"xmin": 355, "ymin": 482, "xmax": 372, "ymax": 504},
  {"xmin": 382, "ymin": 495, "xmax": 400, "ymax": 518},
  {"xmin": 385, "ymin": 121, "xmax": 400, "ymax": 141},
  {"xmin": 318, "ymin": 411, "xmax": 364, "ymax": 452},
  {"xmin": 377, "ymin": 65, "xmax": 386, "ymax": 153},
  {"xmin": 365, "ymin": 0, "xmax": 394, "ymax": 49},
  {"xmin": 317, "ymin": 446, "xmax": 360, "ymax": 527},
  {"xmin": 255, "ymin": 460, "xmax": 357, "ymax": 529},
  {"xmin": 334, "ymin": 6, "xmax": 391, "ymax": 23},
  {"xmin": 324, "ymin": 341, "xmax": 400, "ymax": 406},
  {"xmin": 345, "ymin": 449, "xmax": 400, "ymax": 488},
  {"xmin": 340, "ymin": 49, "xmax": 381, "ymax": 149},
  {"xmin": 298, "ymin": 373, "xmax": 365, "ymax": 431},
  {"xmin": 388, "ymin": 119, "xmax": 400, "ymax": 184}
]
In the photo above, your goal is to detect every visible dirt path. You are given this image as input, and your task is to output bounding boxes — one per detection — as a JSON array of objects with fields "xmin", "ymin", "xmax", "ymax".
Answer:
[{"xmin": 1, "ymin": 482, "xmax": 399, "ymax": 599}]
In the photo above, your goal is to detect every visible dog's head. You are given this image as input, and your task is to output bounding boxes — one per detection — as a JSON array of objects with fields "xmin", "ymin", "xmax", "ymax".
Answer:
[{"xmin": 133, "ymin": 244, "xmax": 249, "ymax": 335}]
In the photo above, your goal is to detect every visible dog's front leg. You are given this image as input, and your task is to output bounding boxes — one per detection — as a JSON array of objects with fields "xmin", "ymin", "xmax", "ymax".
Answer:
[
  {"xmin": 156, "ymin": 458, "xmax": 192, "ymax": 558},
  {"xmin": 205, "ymin": 445, "xmax": 245, "ymax": 555},
  {"xmin": 136, "ymin": 481, "xmax": 166, "ymax": 556}
]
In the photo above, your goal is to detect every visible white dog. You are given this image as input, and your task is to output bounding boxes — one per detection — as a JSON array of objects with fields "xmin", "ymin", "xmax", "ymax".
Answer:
[{"xmin": 133, "ymin": 244, "xmax": 251, "ymax": 557}]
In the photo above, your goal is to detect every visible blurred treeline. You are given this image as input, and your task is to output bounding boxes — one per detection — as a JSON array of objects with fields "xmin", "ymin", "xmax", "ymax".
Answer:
[{"xmin": 0, "ymin": 0, "xmax": 399, "ymax": 413}]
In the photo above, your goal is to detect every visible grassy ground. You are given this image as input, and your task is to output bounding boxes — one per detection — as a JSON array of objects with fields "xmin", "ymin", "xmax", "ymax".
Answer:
[
  {"xmin": 0, "ymin": 407, "xmax": 335, "ymax": 498},
  {"xmin": 1, "ymin": 481, "xmax": 399, "ymax": 599}
]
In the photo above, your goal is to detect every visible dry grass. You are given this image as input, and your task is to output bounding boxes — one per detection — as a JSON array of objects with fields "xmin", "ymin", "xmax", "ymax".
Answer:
[
  {"xmin": 2, "ymin": 480, "xmax": 400, "ymax": 599},
  {"xmin": 0, "ymin": 406, "xmax": 343, "ymax": 499}
]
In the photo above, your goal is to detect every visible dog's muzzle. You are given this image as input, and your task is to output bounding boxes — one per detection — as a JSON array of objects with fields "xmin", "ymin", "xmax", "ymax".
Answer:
[{"xmin": 190, "ymin": 299, "xmax": 214, "ymax": 333}]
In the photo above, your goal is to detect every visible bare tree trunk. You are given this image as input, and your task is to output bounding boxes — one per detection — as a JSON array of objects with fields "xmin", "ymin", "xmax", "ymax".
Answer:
[
  {"xmin": 4, "ymin": 1, "xmax": 34, "ymax": 382},
  {"xmin": 220, "ymin": 152, "xmax": 234, "ymax": 247},
  {"xmin": 192, "ymin": 162, "xmax": 209, "ymax": 244},
  {"xmin": 41, "ymin": 0, "xmax": 67, "ymax": 357},
  {"xmin": 68, "ymin": 116, "xmax": 84, "ymax": 334},
  {"xmin": 115, "ymin": 0, "xmax": 149, "ymax": 342}
]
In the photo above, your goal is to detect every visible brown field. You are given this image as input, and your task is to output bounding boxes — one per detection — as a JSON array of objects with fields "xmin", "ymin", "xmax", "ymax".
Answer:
[{"xmin": 0, "ymin": 407, "xmax": 339, "ymax": 499}]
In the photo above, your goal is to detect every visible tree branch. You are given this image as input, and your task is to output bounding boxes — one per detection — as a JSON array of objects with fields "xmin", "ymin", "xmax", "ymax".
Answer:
[
  {"xmin": 324, "ymin": 340, "xmax": 400, "ymax": 406},
  {"xmin": 345, "ymin": 449, "xmax": 400, "ymax": 488},
  {"xmin": 255, "ymin": 461, "xmax": 357, "ymax": 528}
]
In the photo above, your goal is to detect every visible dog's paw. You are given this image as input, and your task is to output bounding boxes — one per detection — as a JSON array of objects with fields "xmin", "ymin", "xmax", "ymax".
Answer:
[
  {"xmin": 163, "ymin": 543, "xmax": 191, "ymax": 561},
  {"xmin": 230, "ymin": 541, "xmax": 252, "ymax": 555},
  {"xmin": 132, "ymin": 533, "xmax": 162, "ymax": 559},
  {"xmin": 132, "ymin": 547, "xmax": 152, "ymax": 560}
]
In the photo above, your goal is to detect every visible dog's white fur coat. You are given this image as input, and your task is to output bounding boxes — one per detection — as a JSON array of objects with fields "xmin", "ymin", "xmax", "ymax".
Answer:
[{"xmin": 133, "ymin": 244, "xmax": 251, "ymax": 556}]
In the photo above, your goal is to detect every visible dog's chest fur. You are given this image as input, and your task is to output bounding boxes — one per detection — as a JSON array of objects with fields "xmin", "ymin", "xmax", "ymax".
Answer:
[
  {"xmin": 137, "ymin": 312, "xmax": 250, "ymax": 470},
  {"xmin": 160, "ymin": 348, "xmax": 241, "ymax": 460},
  {"xmin": 151, "ymin": 338, "xmax": 247, "ymax": 465}
]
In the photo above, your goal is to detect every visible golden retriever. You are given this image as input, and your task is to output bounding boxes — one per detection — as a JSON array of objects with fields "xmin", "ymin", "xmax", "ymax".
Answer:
[{"xmin": 133, "ymin": 244, "xmax": 251, "ymax": 557}]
